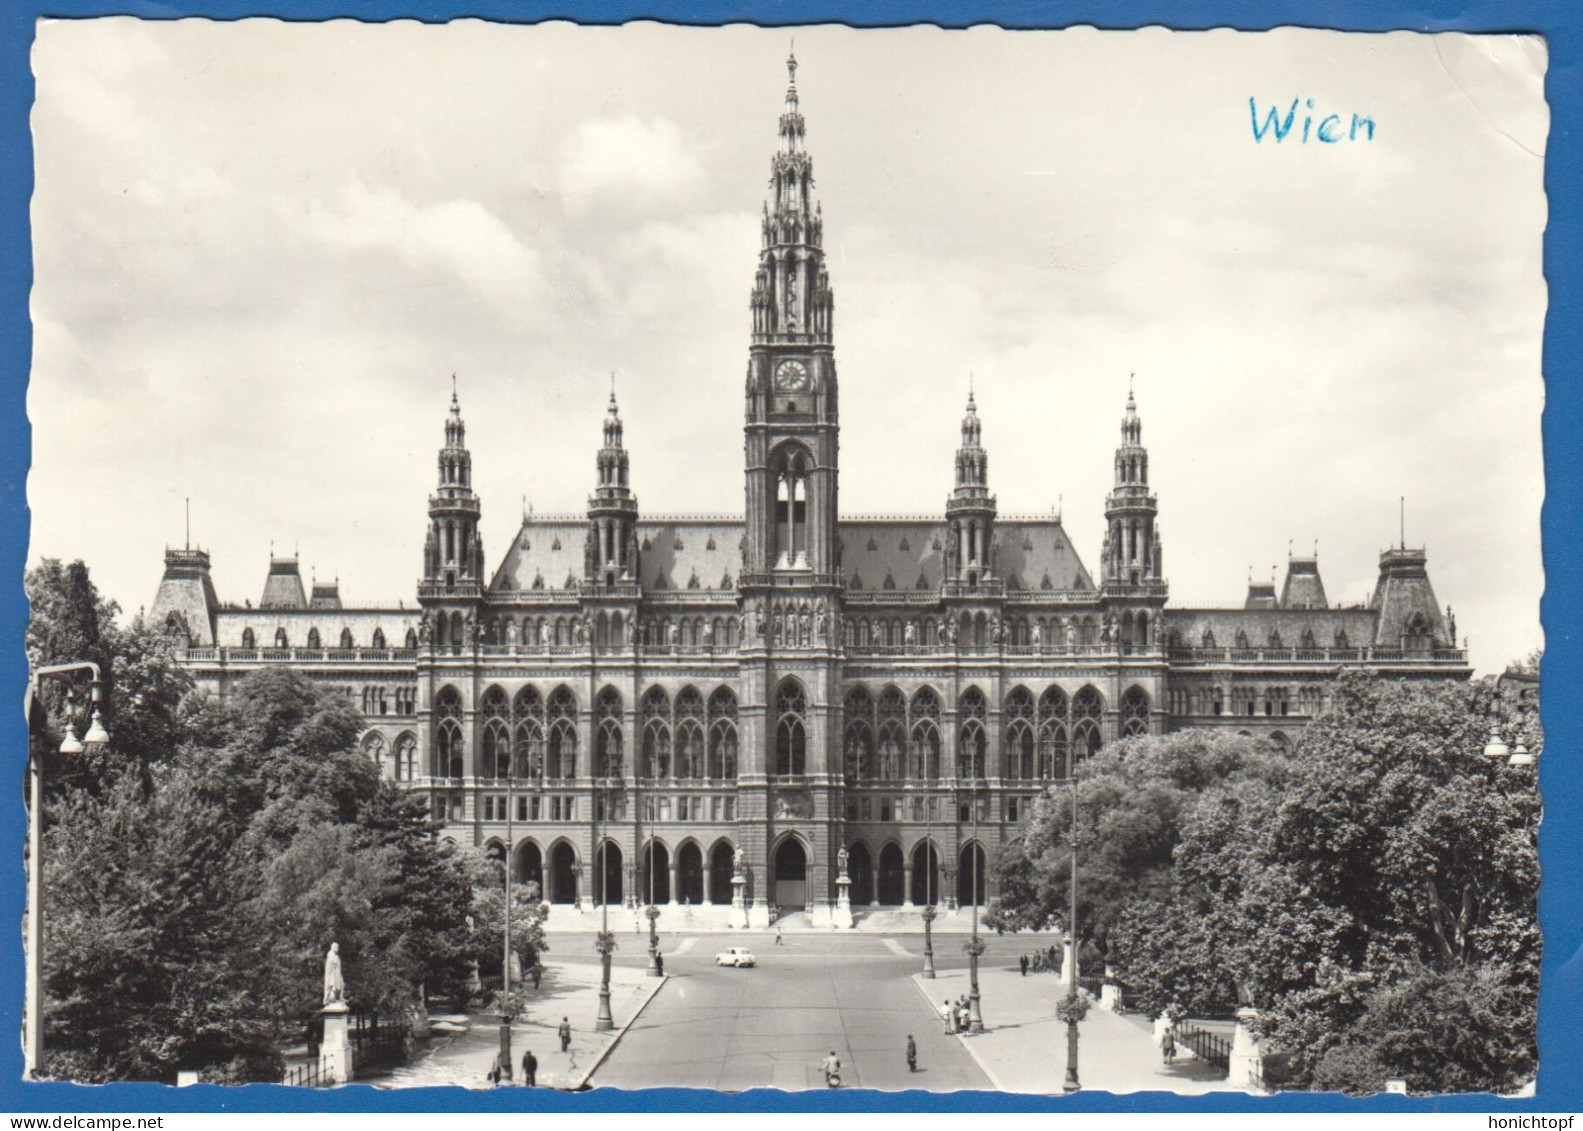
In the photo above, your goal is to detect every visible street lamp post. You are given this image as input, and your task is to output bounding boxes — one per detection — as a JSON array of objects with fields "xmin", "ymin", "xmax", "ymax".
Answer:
[
  {"xmin": 595, "ymin": 776, "xmax": 615, "ymax": 1031},
  {"xmin": 26, "ymin": 662, "xmax": 109, "ymax": 1080},
  {"xmin": 498, "ymin": 761, "xmax": 514, "ymax": 1082},
  {"xmin": 1061, "ymin": 756, "xmax": 1083, "ymax": 1093},
  {"xmin": 967, "ymin": 784, "xmax": 984, "ymax": 1034},
  {"xmin": 921, "ymin": 904, "xmax": 936, "ymax": 978}
]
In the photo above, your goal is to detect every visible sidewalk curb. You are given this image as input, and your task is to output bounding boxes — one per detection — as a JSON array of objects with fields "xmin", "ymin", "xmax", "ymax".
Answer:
[
  {"xmin": 907, "ymin": 972, "xmax": 1010, "ymax": 1093},
  {"xmin": 568, "ymin": 973, "xmax": 668, "ymax": 1091}
]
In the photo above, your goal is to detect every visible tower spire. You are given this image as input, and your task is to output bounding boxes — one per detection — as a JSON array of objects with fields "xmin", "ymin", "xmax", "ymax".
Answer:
[
  {"xmin": 589, "ymin": 383, "xmax": 639, "ymax": 585},
  {"xmin": 1102, "ymin": 382, "xmax": 1161, "ymax": 585},
  {"xmin": 946, "ymin": 382, "xmax": 997, "ymax": 584}
]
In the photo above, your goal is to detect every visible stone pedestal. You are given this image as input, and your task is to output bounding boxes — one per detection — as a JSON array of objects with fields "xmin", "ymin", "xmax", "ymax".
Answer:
[
  {"xmin": 728, "ymin": 874, "xmax": 748, "ymax": 930},
  {"xmin": 809, "ymin": 899, "xmax": 833, "ymax": 929},
  {"xmin": 1099, "ymin": 983, "xmax": 1121, "ymax": 1011},
  {"xmin": 833, "ymin": 875, "xmax": 854, "ymax": 929},
  {"xmin": 748, "ymin": 899, "xmax": 771, "ymax": 929},
  {"xmin": 1229, "ymin": 1007, "xmax": 1267, "ymax": 1093},
  {"xmin": 320, "ymin": 1001, "xmax": 352, "ymax": 1085},
  {"xmin": 466, "ymin": 961, "xmax": 482, "ymax": 995},
  {"xmin": 1059, "ymin": 933, "xmax": 1078, "ymax": 994}
]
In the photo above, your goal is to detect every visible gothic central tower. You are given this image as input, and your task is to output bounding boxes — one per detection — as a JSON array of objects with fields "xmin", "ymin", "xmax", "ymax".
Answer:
[{"xmin": 743, "ymin": 50, "xmax": 839, "ymax": 579}]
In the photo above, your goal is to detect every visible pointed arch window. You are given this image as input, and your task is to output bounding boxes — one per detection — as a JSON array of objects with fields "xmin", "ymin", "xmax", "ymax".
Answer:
[
  {"xmin": 511, "ymin": 686, "xmax": 544, "ymax": 780},
  {"xmin": 675, "ymin": 687, "xmax": 706, "ymax": 780},
  {"xmin": 433, "ymin": 686, "xmax": 464, "ymax": 779},
  {"xmin": 274, "ymin": 627, "xmax": 289, "ymax": 649},
  {"xmin": 774, "ymin": 680, "xmax": 808, "ymax": 777},
  {"xmin": 909, "ymin": 687, "xmax": 941, "ymax": 781},
  {"xmin": 1120, "ymin": 686, "xmax": 1150, "ymax": 737},
  {"xmin": 1072, "ymin": 686, "xmax": 1104, "ymax": 766},
  {"xmin": 1003, "ymin": 688, "xmax": 1036, "ymax": 780},
  {"xmin": 240, "ymin": 627, "xmax": 255, "ymax": 649},
  {"xmin": 876, "ymin": 687, "xmax": 907, "ymax": 780},
  {"xmin": 595, "ymin": 687, "xmax": 623, "ymax": 778},
  {"xmin": 773, "ymin": 448, "xmax": 811, "ymax": 569},
  {"xmin": 371, "ymin": 627, "xmax": 386, "ymax": 649},
  {"xmin": 544, "ymin": 686, "xmax": 577, "ymax": 781},
  {"xmin": 843, "ymin": 686, "xmax": 874, "ymax": 783},
  {"xmin": 480, "ymin": 686, "xmax": 511, "ymax": 778},
  {"xmin": 394, "ymin": 732, "xmax": 417, "ymax": 782},
  {"xmin": 957, "ymin": 688, "xmax": 987, "ymax": 779},
  {"xmin": 1037, "ymin": 686, "xmax": 1069, "ymax": 780},
  {"xmin": 707, "ymin": 687, "xmax": 739, "ymax": 780},
  {"xmin": 404, "ymin": 627, "xmax": 418, "ymax": 650},
  {"xmin": 642, "ymin": 686, "xmax": 671, "ymax": 779}
]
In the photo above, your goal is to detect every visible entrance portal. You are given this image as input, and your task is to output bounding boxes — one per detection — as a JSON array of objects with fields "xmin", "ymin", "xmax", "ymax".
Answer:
[
  {"xmin": 708, "ymin": 841, "xmax": 735, "ymax": 904},
  {"xmin": 877, "ymin": 843, "xmax": 905, "ymax": 906},
  {"xmin": 515, "ymin": 840, "xmax": 544, "ymax": 900},
  {"xmin": 677, "ymin": 842, "xmax": 705, "ymax": 904},
  {"xmin": 639, "ymin": 840, "xmax": 671, "ymax": 905},
  {"xmin": 846, "ymin": 842, "xmax": 874, "ymax": 905},
  {"xmin": 957, "ymin": 841, "xmax": 987, "ymax": 908},
  {"xmin": 595, "ymin": 840, "xmax": 623, "ymax": 906},
  {"xmin": 910, "ymin": 840, "xmax": 941, "ymax": 906},
  {"xmin": 549, "ymin": 841, "xmax": 578, "ymax": 904},
  {"xmin": 773, "ymin": 838, "xmax": 807, "ymax": 910}
]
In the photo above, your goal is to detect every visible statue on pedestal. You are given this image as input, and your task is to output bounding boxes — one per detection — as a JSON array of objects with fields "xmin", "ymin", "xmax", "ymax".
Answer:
[
  {"xmin": 837, "ymin": 845, "xmax": 850, "ymax": 878},
  {"xmin": 323, "ymin": 942, "xmax": 346, "ymax": 1007}
]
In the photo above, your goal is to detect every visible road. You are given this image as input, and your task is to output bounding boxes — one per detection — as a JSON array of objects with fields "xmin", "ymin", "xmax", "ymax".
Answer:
[{"xmin": 590, "ymin": 931, "xmax": 1038, "ymax": 1092}]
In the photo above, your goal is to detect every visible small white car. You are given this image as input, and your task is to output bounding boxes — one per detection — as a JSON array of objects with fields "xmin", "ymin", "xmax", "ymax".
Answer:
[{"xmin": 715, "ymin": 946, "xmax": 757, "ymax": 968}]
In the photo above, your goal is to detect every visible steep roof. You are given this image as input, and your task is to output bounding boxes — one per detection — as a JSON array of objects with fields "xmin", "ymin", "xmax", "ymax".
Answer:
[
  {"xmin": 260, "ymin": 557, "xmax": 307, "ymax": 609},
  {"xmin": 840, "ymin": 516, "xmax": 1092, "ymax": 593},
  {"xmin": 490, "ymin": 515, "xmax": 745, "ymax": 595}
]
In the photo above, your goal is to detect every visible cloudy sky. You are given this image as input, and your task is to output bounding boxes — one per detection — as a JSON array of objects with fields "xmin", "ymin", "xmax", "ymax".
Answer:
[{"xmin": 29, "ymin": 20, "xmax": 1546, "ymax": 674}]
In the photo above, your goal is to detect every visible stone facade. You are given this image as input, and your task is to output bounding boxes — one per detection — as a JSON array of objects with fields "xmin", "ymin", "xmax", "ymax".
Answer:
[{"xmin": 151, "ymin": 55, "xmax": 1471, "ymax": 918}]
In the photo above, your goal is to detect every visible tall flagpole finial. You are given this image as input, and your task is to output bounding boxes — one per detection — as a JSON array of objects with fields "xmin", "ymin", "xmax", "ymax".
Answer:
[{"xmin": 788, "ymin": 41, "xmax": 797, "ymax": 85}]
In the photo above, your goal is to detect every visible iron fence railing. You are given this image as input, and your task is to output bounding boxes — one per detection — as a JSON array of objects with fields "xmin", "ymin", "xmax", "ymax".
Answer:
[
  {"xmin": 281, "ymin": 1059, "xmax": 331, "ymax": 1088},
  {"xmin": 1175, "ymin": 1021, "xmax": 1232, "ymax": 1071}
]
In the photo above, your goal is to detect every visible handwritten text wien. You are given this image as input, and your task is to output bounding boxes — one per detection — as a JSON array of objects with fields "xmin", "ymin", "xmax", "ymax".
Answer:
[{"xmin": 1251, "ymin": 97, "xmax": 1375, "ymax": 144}]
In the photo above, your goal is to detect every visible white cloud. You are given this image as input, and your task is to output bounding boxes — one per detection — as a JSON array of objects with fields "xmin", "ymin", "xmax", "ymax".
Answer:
[
  {"xmin": 300, "ymin": 178, "xmax": 548, "ymax": 312},
  {"xmin": 556, "ymin": 116, "xmax": 708, "ymax": 217}
]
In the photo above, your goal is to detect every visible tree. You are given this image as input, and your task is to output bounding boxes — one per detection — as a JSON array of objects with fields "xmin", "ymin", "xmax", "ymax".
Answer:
[
  {"xmin": 41, "ymin": 664, "xmax": 474, "ymax": 1082},
  {"xmin": 462, "ymin": 845, "xmax": 551, "ymax": 989},
  {"xmin": 1101, "ymin": 673, "xmax": 1539, "ymax": 1093},
  {"xmin": 989, "ymin": 729, "xmax": 1282, "ymax": 953}
]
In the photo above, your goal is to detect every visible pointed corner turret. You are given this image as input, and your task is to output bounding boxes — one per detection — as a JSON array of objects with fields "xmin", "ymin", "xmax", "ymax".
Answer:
[
  {"xmin": 588, "ymin": 380, "xmax": 641, "ymax": 588},
  {"xmin": 946, "ymin": 380, "xmax": 997, "ymax": 586}
]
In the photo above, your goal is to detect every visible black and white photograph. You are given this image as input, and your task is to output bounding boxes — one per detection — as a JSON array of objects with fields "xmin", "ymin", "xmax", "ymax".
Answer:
[{"xmin": 24, "ymin": 20, "xmax": 1546, "ymax": 1097}]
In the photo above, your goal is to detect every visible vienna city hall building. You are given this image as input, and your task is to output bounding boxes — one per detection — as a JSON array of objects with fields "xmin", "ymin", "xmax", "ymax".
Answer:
[{"xmin": 152, "ymin": 57, "xmax": 1471, "ymax": 926}]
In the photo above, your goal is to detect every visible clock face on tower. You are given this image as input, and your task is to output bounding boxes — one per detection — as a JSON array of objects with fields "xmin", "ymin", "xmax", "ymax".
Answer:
[{"xmin": 774, "ymin": 359, "xmax": 810, "ymax": 393}]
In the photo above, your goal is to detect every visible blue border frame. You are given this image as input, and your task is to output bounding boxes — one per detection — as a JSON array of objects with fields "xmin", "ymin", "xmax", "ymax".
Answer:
[{"xmin": 2, "ymin": 0, "xmax": 1574, "ymax": 1114}]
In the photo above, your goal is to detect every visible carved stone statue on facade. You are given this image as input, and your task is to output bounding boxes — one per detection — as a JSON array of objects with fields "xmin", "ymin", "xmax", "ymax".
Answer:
[
  {"xmin": 815, "ymin": 605, "xmax": 827, "ymax": 640},
  {"xmin": 464, "ymin": 613, "xmax": 476, "ymax": 646},
  {"xmin": 668, "ymin": 622, "xmax": 680, "ymax": 647},
  {"xmin": 800, "ymin": 611, "xmax": 811, "ymax": 646},
  {"xmin": 539, "ymin": 621, "xmax": 551, "ymax": 647},
  {"xmin": 989, "ymin": 618, "xmax": 1002, "ymax": 644},
  {"xmin": 323, "ymin": 942, "xmax": 346, "ymax": 1007},
  {"xmin": 625, "ymin": 618, "xmax": 636, "ymax": 645},
  {"xmin": 1066, "ymin": 619, "xmax": 1078, "ymax": 648},
  {"xmin": 905, "ymin": 622, "xmax": 917, "ymax": 646},
  {"xmin": 948, "ymin": 619, "xmax": 959, "ymax": 645},
  {"xmin": 1032, "ymin": 622, "xmax": 1043, "ymax": 647},
  {"xmin": 989, "ymin": 538, "xmax": 1000, "ymax": 576},
  {"xmin": 418, "ymin": 611, "xmax": 432, "ymax": 645},
  {"xmin": 937, "ymin": 620, "xmax": 947, "ymax": 645},
  {"xmin": 733, "ymin": 845, "xmax": 746, "ymax": 876},
  {"xmin": 703, "ymin": 621, "xmax": 715, "ymax": 646},
  {"xmin": 837, "ymin": 845, "xmax": 849, "ymax": 877}
]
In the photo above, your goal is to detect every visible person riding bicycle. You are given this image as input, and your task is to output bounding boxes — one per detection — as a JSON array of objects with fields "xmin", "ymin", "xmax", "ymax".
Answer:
[{"xmin": 820, "ymin": 1050, "xmax": 841, "ymax": 1087}]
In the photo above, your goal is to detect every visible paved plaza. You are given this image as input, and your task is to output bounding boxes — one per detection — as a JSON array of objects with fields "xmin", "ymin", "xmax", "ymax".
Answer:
[
  {"xmin": 377, "ymin": 929, "xmax": 1247, "ymax": 1095},
  {"xmin": 378, "ymin": 960, "xmax": 661, "ymax": 1090},
  {"xmin": 589, "ymin": 931, "xmax": 993, "ymax": 1092}
]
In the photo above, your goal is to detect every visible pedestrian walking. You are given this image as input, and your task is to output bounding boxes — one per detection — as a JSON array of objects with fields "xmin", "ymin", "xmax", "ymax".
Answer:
[
  {"xmin": 1019, "ymin": 954, "xmax": 1028, "ymax": 977},
  {"xmin": 775, "ymin": 925, "xmax": 784, "ymax": 946},
  {"xmin": 488, "ymin": 1050, "xmax": 506, "ymax": 1087},
  {"xmin": 957, "ymin": 1001, "xmax": 971, "ymax": 1033},
  {"xmin": 558, "ymin": 1017, "xmax": 572, "ymax": 1053},
  {"xmin": 521, "ymin": 1049, "xmax": 538, "ymax": 1087},
  {"xmin": 906, "ymin": 1034, "xmax": 917, "ymax": 1073},
  {"xmin": 655, "ymin": 949, "xmax": 665, "ymax": 975},
  {"xmin": 940, "ymin": 1000, "xmax": 954, "ymax": 1034},
  {"xmin": 1161, "ymin": 1025, "xmax": 1177, "ymax": 1065}
]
